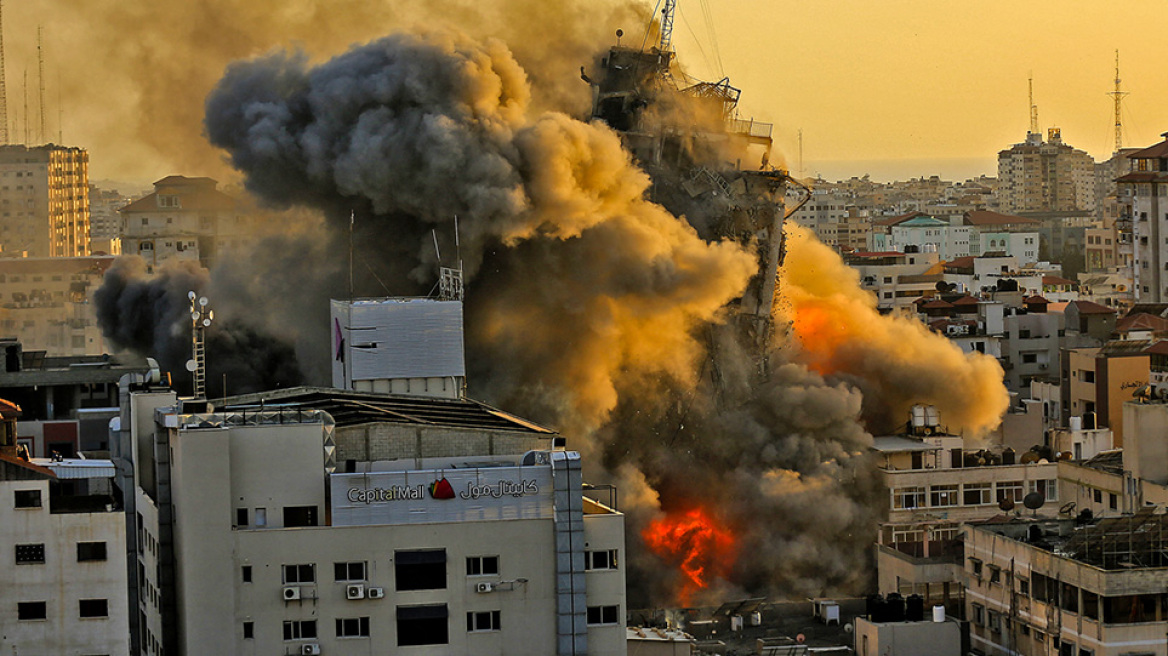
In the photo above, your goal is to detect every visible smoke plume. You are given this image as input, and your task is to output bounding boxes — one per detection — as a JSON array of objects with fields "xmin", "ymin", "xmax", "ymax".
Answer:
[
  {"xmin": 780, "ymin": 224, "xmax": 1010, "ymax": 436},
  {"xmin": 88, "ymin": 9, "xmax": 1009, "ymax": 608}
]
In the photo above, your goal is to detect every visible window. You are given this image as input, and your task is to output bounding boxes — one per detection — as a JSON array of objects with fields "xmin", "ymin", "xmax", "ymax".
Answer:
[
  {"xmin": 283, "ymin": 620, "xmax": 317, "ymax": 640},
  {"xmin": 1022, "ymin": 353, "xmax": 1038, "ymax": 364},
  {"xmin": 397, "ymin": 604, "xmax": 449, "ymax": 646},
  {"xmin": 255, "ymin": 507, "xmax": 267, "ymax": 527},
  {"xmin": 336, "ymin": 617, "xmax": 370, "ymax": 638},
  {"xmin": 77, "ymin": 542, "xmax": 107, "ymax": 562},
  {"xmin": 14, "ymin": 489, "xmax": 41, "ymax": 508},
  {"xmin": 396, "ymin": 550, "xmax": 446, "ymax": 590},
  {"xmin": 335, "ymin": 561, "xmax": 367, "ymax": 582},
  {"xmin": 467, "ymin": 610, "xmax": 501, "ymax": 632},
  {"xmin": 1030, "ymin": 479, "xmax": 1058, "ymax": 502},
  {"xmin": 585, "ymin": 549, "xmax": 619, "ymax": 571},
  {"xmin": 996, "ymin": 481, "xmax": 1024, "ymax": 504},
  {"xmin": 988, "ymin": 565, "xmax": 1001, "ymax": 584},
  {"xmin": 17, "ymin": 601, "xmax": 46, "ymax": 620},
  {"xmin": 988, "ymin": 609, "xmax": 1001, "ymax": 632},
  {"xmin": 1081, "ymin": 370, "xmax": 1095, "ymax": 383},
  {"xmin": 15, "ymin": 543, "xmax": 45, "ymax": 564},
  {"xmin": 971, "ymin": 602, "xmax": 985, "ymax": 625},
  {"xmin": 243, "ymin": 621, "xmax": 254, "ymax": 639},
  {"xmin": 587, "ymin": 605, "xmax": 620, "ymax": 625},
  {"xmin": 282, "ymin": 563, "xmax": 315, "ymax": 584},
  {"xmin": 1093, "ymin": 489, "xmax": 1102, "ymax": 503},
  {"xmin": 235, "ymin": 508, "xmax": 248, "ymax": 527},
  {"xmin": 970, "ymin": 558, "xmax": 983, "ymax": 578},
  {"xmin": 1019, "ymin": 578, "xmax": 1030, "ymax": 596},
  {"xmin": 283, "ymin": 505, "xmax": 317, "ymax": 527},
  {"xmin": 964, "ymin": 483, "xmax": 992, "ymax": 505},
  {"xmin": 242, "ymin": 565, "xmax": 252, "ymax": 583},
  {"xmin": 929, "ymin": 484, "xmax": 959, "ymax": 508},
  {"xmin": 466, "ymin": 556, "xmax": 499, "ymax": 576},
  {"xmin": 1109, "ymin": 493, "xmax": 1118, "ymax": 510},
  {"xmin": 79, "ymin": 599, "xmax": 108, "ymax": 618},
  {"xmin": 892, "ymin": 486, "xmax": 925, "ymax": 509}
]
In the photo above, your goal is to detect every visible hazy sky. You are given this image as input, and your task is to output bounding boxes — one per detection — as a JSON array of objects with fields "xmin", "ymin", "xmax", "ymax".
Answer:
[
  {"xmin": 5, "ymin": 0, "xmax": 1167, "ymax": 184},
  {"xmin": 666, "ymin": 0, "xmax": 1168, "ymax": 181}
]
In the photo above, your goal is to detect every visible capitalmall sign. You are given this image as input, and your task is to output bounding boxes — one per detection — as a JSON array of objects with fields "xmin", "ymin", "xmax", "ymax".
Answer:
[{"xmin": 347, "ymin": 476, "xmax": 541, "ymax": 504}]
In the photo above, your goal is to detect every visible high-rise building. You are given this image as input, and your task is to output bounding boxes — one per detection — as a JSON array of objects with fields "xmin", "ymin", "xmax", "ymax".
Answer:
[
  {"xmin": 1117, "ymin": 133, "xmax": 1168, "ymax": 302},
  {"xmin": 0, "ymin": 145, "xmax": 90, "ymax": 258},
  {"xmin": 997, "ymin": 129, "xmax": 1096, "ymax": 214}
]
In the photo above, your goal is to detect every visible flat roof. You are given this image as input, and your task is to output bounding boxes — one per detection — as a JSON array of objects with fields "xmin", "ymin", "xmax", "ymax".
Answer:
[
  {"xmin": 872, "ymin": 436, "xmax": 943, "ymax": 453},
  {"xmin": 220, "ymin": 386, "xmax": 556, "ymax": 434}
]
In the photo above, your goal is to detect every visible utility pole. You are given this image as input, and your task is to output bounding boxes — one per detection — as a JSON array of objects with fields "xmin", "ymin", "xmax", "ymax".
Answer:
[
  {"xmin": 1108, "ymin": 49, "xmax": 1128, "ymax": 154},
  {"xmin": 0, "ymin": 0, "xmax": 9, "ymax": 144},
  {"xmin": 36, "ymin": 26, "xmax": 44, "ymax": 144},
  {"xmin": 1028, "ymin": 75, "xmax": 1039, "ymax": 136}
]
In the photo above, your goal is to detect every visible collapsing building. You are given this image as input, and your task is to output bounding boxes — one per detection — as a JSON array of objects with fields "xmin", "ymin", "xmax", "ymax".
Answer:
[{"xmin": 583, "ymin": 23, "xmax": 806, "ymax": 357}]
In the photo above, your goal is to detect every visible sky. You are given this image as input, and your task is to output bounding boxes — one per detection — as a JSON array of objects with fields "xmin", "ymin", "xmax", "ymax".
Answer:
[
  {"xmin": 4, "ymin": 0, "xmax": 1168, "ymax": 185},
  {"xmin": 666, "ymin": 0, "xmax": 1168, "ymax": 181}
]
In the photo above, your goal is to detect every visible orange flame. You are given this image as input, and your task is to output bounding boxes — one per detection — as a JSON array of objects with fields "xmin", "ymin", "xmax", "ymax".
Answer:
[{"xmin": 642, "ymin": 507, "xmax": 737, "ymax": 606}]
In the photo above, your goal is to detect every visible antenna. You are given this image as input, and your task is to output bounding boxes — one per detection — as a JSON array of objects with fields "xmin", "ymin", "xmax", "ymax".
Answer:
[
  {"xmin": 798, "ymin": 128, "xmax": 804, "ymax": 176},
  {"xmin": 431, "ymin": 229, "xmax": 442, "ymax": 264},
  {"xmin": 1028, "ymin": 74, "xmax": 1038, "ymax": 135},
  {"xmin": 21, "ymin": 67, "xmax": 26, "ymax": 144},
  {"xmin": 187, "ymin": 291, "xmax": 213, "ymax": 399},
  {"xmin": 0, "ymin": 0, "xmax": 9, "ymax": 144},
  {"xmin": 438, "ymin": 218, "xmax": 464, "ymax": 302},
  {"xmin": 36, "ymin": 26, "xmax": 44, "ymax": 144},
  {"xmin": 1108, "ymin": 49, "xmax": 1128, "ymax": 153},
  {"xmin": 348, "ymin": 209, "xmax": 354, "ymax": 301}
]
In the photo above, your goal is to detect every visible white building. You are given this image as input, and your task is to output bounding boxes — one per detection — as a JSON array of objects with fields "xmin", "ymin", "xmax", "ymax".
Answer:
[
  {"xmin": 0, "ymin": 398, "xmax": 129, "ymax": 656},
  {"xmin": 1117, "ymin": 133, "xmax": 1168, "ymax": 303},
  {"xmin": 112, "ymin": 380, "xmax": 626, "ymax": 656}
]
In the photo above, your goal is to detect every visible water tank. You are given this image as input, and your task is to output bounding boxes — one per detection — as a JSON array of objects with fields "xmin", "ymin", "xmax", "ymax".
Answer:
[
  {"xmin": 1001, "ymin": 448, "xmax": 1016, "ymax": 465},
  {"xmin": 906, "ymin": 594, "xmax": 924, "ymax": 622},
  {"xmin": 932, "ymin": 605, "xmax": 945, "ymax": 623},
  {"xmin": 866, "ymin": 594, "xmax": 887, "ymax": 622},
  {"xmin": 730, "ymin": 615, "xmax": 743, "ymax": 631},
  {"xmin": 886, "ymin": 593, "xmax": 906, "ymax": 622},
  {"xmin": 1069, "ymin": 416, "xmax": 1082, "ymax": 432}
]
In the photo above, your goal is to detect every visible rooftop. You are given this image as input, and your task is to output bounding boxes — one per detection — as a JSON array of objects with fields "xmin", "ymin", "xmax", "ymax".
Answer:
[
  {"xmin": 964, "ymin": 210, "xmax": 1039, "ymax": 226},
  {"xmin": 977, "ymin": 508, "xmax": 1168, "ymax": 570},
  {"xmin": 220, "ymin": 386, "xmax": 556, "ymax": 434}
]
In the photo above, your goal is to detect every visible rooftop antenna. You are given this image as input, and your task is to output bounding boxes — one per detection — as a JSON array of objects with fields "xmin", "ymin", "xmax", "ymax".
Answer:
[
  {"xmin": 36, "ymin": 26, "xmax": 43, "ymax": 144},
  {"xmin": 0, "ymin": 0, "xmax": 9, "ymax": 144},
  {"xmin": 798, "ymin": 128, "xmax": 804, "ymax": 176},
  {"xmin": 1108, "ymin": 49, "xmax": 1128, "ymax": 153},
  {"xmin": 21, "ymin": 67, "xmax": 26, "ymax": 144},
  {"xmin": 1028, "ymin": 74, "xmax": 1039, "ymax": 136},
  {"xmin": 437, "ymin": 219, "xmax": 464, "ymax": 302},
  {"xmin": 657, "ymin": 0, "xmax": 676, "ymax": 86},
  {"xmin": 186, "ymin": 291, "xmax": 213, "ymax": 399}
]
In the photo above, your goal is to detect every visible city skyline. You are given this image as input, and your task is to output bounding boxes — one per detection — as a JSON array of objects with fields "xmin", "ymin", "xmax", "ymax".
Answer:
[{"xmin": 0, "ymin": 1, "xmax": 1162, "ymax": 184}]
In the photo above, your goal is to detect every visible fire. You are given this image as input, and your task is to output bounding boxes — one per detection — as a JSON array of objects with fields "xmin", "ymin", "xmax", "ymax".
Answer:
[{"xmin": 642, "ymin": 507, "xmax": 737, "ymax": 606}]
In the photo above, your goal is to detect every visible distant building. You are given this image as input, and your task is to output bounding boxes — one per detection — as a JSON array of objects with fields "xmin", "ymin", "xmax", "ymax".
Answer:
[
  {"xmin": 997, "ymin": 128, "xmax": 1095, "ymax": 215},
  {"xmin": 88, "ymin": 185, "xmax": 135, "ymax": 255},
  {"xmin": 0, "ymin": 256, "xmax": 116, "ymax": 356},
  {"xmin": 0, "ymin": 145, "xmax": 90, "ymax": 258},
  {"xmin": 118, "ymin": 176, "xmax": 255, "ymax": 270},
  {"xmin": 1117, "ymin": 133, "xmax": 1168, "ymax": 303}
]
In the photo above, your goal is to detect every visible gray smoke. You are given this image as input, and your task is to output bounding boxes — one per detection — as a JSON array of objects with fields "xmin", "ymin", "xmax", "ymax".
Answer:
[{"xmin": 195, "ymin": 28, "xmax": 885, "ymax": 608}]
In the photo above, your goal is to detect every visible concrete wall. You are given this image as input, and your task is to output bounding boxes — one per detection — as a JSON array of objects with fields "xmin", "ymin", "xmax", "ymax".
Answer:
[
  {"xmin": 0, "ymin": 477, "xmax": 130, "ymax": 656},
  {"xmin": 1126, "ymin": 402, "xmax": 1168, "ymax": 486},
  {"xmin": 335, "ymin": 423, "xmax": 553, "ymax": 464},
  {"xmin": 854, "ymin": 616, "xmax": 962, "ymax": 656}
]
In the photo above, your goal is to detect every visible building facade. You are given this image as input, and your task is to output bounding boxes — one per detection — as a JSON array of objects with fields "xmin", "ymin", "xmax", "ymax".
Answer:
[
  {"xmin": 0, "ymin": 145, "xmax": 90, "ymax": 258},
  {"xmin": 997, "ymin": 129, "xmax": 1096, "ymax": 215}
]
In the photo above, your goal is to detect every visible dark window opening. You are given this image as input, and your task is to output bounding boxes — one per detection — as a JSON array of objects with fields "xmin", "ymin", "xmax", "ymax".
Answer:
[
  {"xmin": 283, "ymin": 505, "xmax": 317, "ymax": 527},
  {"xmin": 335, "ymin": 561, "xmax": 367, "ymax": 582},
  {"xmin": 17, "ymin": 601, "xmax": 46, "ymax": 620},
  {"xmin": 397, "ymin": 604, "xmax": 449, "ymax": 646},
  {"xmin": 243, "ymin": 621, "xmax": 254, "ymax": 639},
  {"xmin": 466, "ymin": 555, "xmax": 499, "ymax": 576},
  {"xmin": 467, "ymin": 610, "xmax": 501, "ymax": 632},
  {"xmin": 79, "ymin": 598, "xmax": 108, "ymax": 618},
  {"xmin": 283, "ymin": 620, "xmax": 317, "ymax": 640},
  {"xmin": 77, "ymin": 542, "xmax": 107, "ymax": 562},
  {"xmin": 242, "ymin": 565, "xmax": 252, "ymax": 583},
  {"xmin": 282, "ymin": 563, "xmax": 315, "ymax": 584},
  {"xmin": 396, "ymin": 550, "xmax": 446, "ymax": 590},
  {"xmin": 587, "ymin": 605, "xmax": 620, "ymax": 625},
  {"xmin": 14, "ymin": 489, "xmax": 41, "ymax": 508},
  {"xmin": 235, "ymin": 508, "xmax": 248, "ymax": 527},
  {"xmin": 336, "ymin": 617, "xmax": 370, "ymax": 638}
]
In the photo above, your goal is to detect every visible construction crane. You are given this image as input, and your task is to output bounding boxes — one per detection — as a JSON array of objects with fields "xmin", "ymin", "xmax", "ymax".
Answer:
[
  {"xmin": 656, "ymin": 0, "xmax": 677, "ymax": 86},
  {"xmin": 1108, "ymin": 49, "xmax": 1128, "ymax": 153}
]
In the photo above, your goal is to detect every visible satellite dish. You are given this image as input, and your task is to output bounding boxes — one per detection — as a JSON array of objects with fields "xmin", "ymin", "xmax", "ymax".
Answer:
[
  {"xmin": 998, "ymin": 497, "xmax": 1015, "ymax": 512},
  {"xmin": 1023, "ymin": 492, "xmax": 1045, "ymax": 510},
  {"xmin": 202, "ymin": 319, "xmax": 211, "ymax": 327},
  {"xmin": 1019, "ymin": 451, "xmax": 1040, "ymax": 464},
  {"xmin": 843, "ymin": 623, "xmax": 853, "ymax": 634},
  {"xmin": 796, "ymin": 634, "xmax": 806, "ymax": 644},
  {"xmin": 199, "ymin": 296, "xmax": 208, "ymax": 307},
  {"xmin": 188, "ymin": 291, "xmax": 196, "ymax": 300},
  {"xmin": 185, "ymin": 359, "xmax": 198, "ymax": 372},
  {"xmin": 616, "ymin": 29, "xmax": 624, "ymax": 37},
  {"xmin": 191, "ymin": 311, "xmax": 201, "ymax": 321},
  {"xmin": 1159, "ymin": 387, "xmax": 1168, "ymax": 401},
  {"xmin": 208, "ymin": 310, "xmax": 214, "ymax": 322},
  {"xmin": 1059, "ymin": 502, "xmax": 1076, "ymax": 515}
]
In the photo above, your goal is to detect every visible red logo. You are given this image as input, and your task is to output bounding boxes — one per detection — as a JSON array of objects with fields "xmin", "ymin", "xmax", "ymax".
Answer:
[{"xmin": 429, "ymin": 478, "xmax": 455, "ymax": 499}]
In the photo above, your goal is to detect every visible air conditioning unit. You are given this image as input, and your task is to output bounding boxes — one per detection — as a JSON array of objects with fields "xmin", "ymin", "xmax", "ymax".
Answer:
[
  {"xmin": 346, "ymin": 584, "xmax": 365, "ymax": 600},
  {"xmin": 475, "ymin": 582, "xmax": 494, "ymax": 593},
  {"xmin": 367, "ymin": 587, "xmax": 385, "ymax": 599},
  {"xmin": 283, "ymin": 586, "xmax": 301, "ymax": 601},
  {"xmin": 301, "ymin": 644, "xmax": 321, "ymax": 655}
]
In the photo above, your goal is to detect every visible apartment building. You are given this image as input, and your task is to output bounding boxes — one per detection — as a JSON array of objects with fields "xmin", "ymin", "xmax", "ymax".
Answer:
[
  {"xmin": 113, "ymin": 380, "xmax": 627, "ymax": 656},
  {"xmin": 997, "ymin": 128, "xmax": 1096, "ymax": 215},
  {"xmin": 0, "ymin": 255, "xmax": 115, "ymax": 356},
  {"xmin": 0, "ymin": 145, "xmax": 90, "ymax": 258},
  {"xmin": 0, "ymin": 399, "xmax": 129, "ymax": 656},
  {"xmin": 1117, "ymin": 133, "xmax": 1168, "ymax": 303}
]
